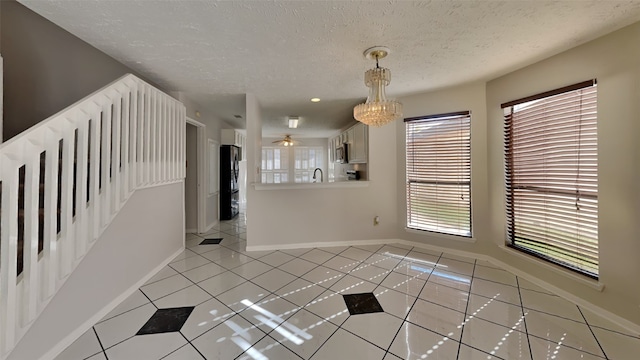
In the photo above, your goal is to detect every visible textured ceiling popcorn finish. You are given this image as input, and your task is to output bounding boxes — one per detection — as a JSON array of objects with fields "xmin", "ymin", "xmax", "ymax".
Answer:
[{"xmin": 18, "ymin": 0, "xmax": 640, "ymax": 136}]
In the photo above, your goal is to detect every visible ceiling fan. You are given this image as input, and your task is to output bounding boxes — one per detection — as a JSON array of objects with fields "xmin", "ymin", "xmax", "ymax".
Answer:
[{"xmin": 272, "ymin": 134, "xmax": 299, "ymax": 147}]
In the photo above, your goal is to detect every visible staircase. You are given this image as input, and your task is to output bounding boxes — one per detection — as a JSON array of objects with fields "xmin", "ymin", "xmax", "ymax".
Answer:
[{"xmin": 0, "ymin": 74, "xmax": 186, "ymax": 359}]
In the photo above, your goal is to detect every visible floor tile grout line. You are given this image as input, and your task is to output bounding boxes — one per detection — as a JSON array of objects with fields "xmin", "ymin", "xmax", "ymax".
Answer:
[
  {"xmin": 588, "ymin": 324, "xmax": 640, "ymax": 339},
  {"xmin": 171, "ymin": 331, "xmax": 208, "ymax": 360},
  {"xmin": 526, "ymin": 332, "xmax": 609, "ymax": 358},
  {"xmin": 514, "ymin": 276, "xmax": 534, "ymax": 359},
  {"xmin": 232, "ymin": 333, "xmax": 305, "ymax": 360},
  {"xmin": 381, "ymin": 250, "xmax": 444, "ymax": 359},
  {"xmin": 95, "ymin": 291, "xmax": 151, "ymax": 325},
  {"xmin": 140, "ymin": 290, "xmax": 159, "ymax": 309},
  {"xmin": 520, "ymin": 306, "xmax": 594, "ymax": 324},
  {"xmin": 455, "ymin": 259, "xmax": 478, "ymax": 360},
  {"xmin": 306, "ymin": 306, "xmax": 353, "ymax": 360},
  {"xmin": 472, "ymin": 275, "xmax": 521, "ymax": 288},
  {"xmin": 577, "ymin": 305, "xmax": 610, "ymax": 359},
  {"xmin": 91, "ymin": 326, "xmax": 109, "ymax": 360},
  {"xmin": 88, "ymin": 229, "xmax": 623, "ymax": 360},
  {"xmin": 338, "ymin": 325, "xmax": 397, "ymax": 355},
  {"xmin": 234, "ymin": 246, "xmax": 403, "ymax": 360},
  {"xmin": 141, "ymin": 269, "xmax": 182, "ymax": 287}
]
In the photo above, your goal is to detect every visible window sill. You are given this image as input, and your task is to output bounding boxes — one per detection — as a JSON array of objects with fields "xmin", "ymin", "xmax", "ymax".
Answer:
[
  {"xmin": 498, "ymin": 244, "xmax": 604, "ymax": 292},
  {"xmin": 404, "ymin": 227, "xmax": 477, "ymax": 243},
  {"xmin": 253, "ymin": 181, "xmax": 370, "ymax": 191}
]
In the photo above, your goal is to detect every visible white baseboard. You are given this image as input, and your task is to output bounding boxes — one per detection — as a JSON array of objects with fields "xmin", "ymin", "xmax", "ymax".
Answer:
[
  {"xmin": 40, "ymin": 246, "xmax": 185, "ymax": 360},
  {"xmin": 203, "ymin": 220, "xmax": 218, "ymax": 234},
  {"xmin": 185, "ymin": 227, "xmax": 197, "ymax": 233},
  {"xmin": 246, "ymin": 237, "xmax": 640, "ymax": 336},
  {"xmin": 246, "ymin": 238, "xmax": 395, "ymax": 252}
]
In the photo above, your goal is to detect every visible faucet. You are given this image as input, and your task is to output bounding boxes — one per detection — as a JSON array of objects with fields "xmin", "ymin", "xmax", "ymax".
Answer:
[{"xmin": 312, "ymin": 168, "xmax": 323, "ymax": 183}]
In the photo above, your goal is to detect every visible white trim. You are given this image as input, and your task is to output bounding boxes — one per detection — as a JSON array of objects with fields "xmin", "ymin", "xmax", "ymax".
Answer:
[
  {"xmin": 185, "ymin": 228, "xmax": 197, "ymax": 234},
  {"xmin": 185, "ymin": 118, "xmax": 207, "ymax": 234},
  {"xmin": 203, "ymin": 220, "xmax": 218, "ymax": 234},
  {"xmin": 253, "ymin": 181, "xmax": 369, "ymax": 190},
  {"xmin": 497, "ymin": 244, "xmax": 604, "ymax": 291},
  {"xmin": 245, "ymin": 236, "xmax": 639, "ymax": 336},
  {"xmin": 246, "ymin": 238, "xmax": 394, "ymax": 252},
  {"xmin": 41, "ymin": 246, "xmax": 184, "ymax": 360},
  {"xmin": 404, "ymin": 227, "xmax": 476, "ymax": 243},
  {"xmin": 136, "ymin": 179, "xmax": 184, "ymax": 190}
]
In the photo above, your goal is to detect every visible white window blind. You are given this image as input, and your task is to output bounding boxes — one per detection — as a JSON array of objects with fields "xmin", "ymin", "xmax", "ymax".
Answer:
[
  {"xmin": 502, "ymin": 80, "xmax": 598, "ymax": 278},
  {"xmin": 261, "ymin": 147, "xmax": 288, "ymax": 183},
  {"xmin": 295, "ymin": 146, "xmax": 324, "ymax": 183},
  {"xmin": 406, "ymin": 111, "xmax": 471, "ymax": 237}
]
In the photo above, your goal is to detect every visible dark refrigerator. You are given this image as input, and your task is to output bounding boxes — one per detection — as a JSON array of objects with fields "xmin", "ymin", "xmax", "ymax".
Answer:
[{"xmin": 220, "ymin": 145, "xmax": 240, "ymax": 220}]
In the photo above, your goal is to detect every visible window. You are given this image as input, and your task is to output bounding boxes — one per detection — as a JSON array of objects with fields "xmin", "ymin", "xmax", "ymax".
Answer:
[
  {"xmin": 261, "ymin": 146, "xmax": 288, "ymax": 183},
  {"xmin": 261, "ymin": 145, "xmax": 325, "ymax": 183},
  {"xmin": 406, "ymin": 111, "xmax": 471, "ymax": 237},
  {"xmin": 294, "ymin": 147, "xmax": 324, "ymax": 183},
  {"xmin": 502, "ymin": 80, "xmax": 598, "ymax": 278}
]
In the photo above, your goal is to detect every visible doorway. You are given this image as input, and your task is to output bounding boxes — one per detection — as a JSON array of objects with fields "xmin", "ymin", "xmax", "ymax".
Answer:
[{"xmin": 185, "ymin": 118, "xmax": 206, "ymax": 234}]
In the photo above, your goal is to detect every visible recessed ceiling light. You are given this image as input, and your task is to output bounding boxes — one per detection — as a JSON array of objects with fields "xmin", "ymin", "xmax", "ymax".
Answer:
[{"xmin": 310, "ymin": 98, "xmax": 321, "ymax": 103}]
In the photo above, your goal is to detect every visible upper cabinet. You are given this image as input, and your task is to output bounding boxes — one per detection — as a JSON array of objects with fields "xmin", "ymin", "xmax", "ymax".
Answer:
[
  {"xmin": 221, "ymin": 129, "xmax": 246, "ymax": 160},
  {"xmin": 349, "ymin": 122, "xmax": 368, "ymax": 163},
  {"xmin": 330, "ymin": 122, "xmax": 368, "ymax": 164}
]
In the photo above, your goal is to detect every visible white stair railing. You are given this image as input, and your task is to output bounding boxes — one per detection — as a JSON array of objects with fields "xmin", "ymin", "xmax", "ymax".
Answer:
[{"xmin": 0, "ymin": 74, "xmax": 185, "ymax": 359}]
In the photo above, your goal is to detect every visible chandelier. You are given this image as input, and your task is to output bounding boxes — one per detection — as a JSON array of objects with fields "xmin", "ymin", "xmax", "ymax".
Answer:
[{"xmin": 353, "ymin": 46, "xmax": 403, "ymax": 127}]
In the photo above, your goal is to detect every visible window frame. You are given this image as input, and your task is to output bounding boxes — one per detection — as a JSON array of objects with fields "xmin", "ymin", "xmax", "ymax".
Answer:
[
  {"xmin": 501, "ymin": 80, "xmax": 598, "ymax": 279},
  {"xmin": 405, "ymin": 111, "xmax": 472, "ymax": 238}
]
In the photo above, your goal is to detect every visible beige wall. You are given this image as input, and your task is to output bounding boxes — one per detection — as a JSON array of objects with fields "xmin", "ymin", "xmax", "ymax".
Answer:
[
  {"xmin": 396, "ymin": 81, "xmax": 490, "ymax": 254},
  {"xmin": 247, "ymin": 123, "xmax": 399, "ymax": 248},
  {"xmin": 393, "ymin": 22, "xmax": 640, "ymax": 327},
  {"xmin": 485, "ymin": 21, "xmax": 640, "ymax": 326}
]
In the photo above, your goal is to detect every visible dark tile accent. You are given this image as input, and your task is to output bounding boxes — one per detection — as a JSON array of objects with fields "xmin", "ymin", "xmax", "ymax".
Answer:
[
  {"xmin": 200, "ymin": 238, "xmax": 223, "ymax": 245},
  {"xmin": 342, "ymin": 293, "xmax": 384, "ymax": 315},
  {"xmin": 136, "ymin": 307, "xmax": 195, "ymax": 335}
]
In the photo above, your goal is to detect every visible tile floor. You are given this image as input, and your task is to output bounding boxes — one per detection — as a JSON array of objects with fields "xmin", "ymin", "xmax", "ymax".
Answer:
[{"xmin": 55, "ymin": 213, "xmax": 640, "ymax": 359}]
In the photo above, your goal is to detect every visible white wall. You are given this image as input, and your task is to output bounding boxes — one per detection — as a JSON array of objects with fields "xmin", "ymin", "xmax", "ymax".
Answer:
[
  {"xmin": 8, "ymin": 183, "xmax": 184, "ymax": 360},
  {"xmin": 246, "ymin": 93, "xmax": 262, "ymax": 243},
  {"xmin": 247, "ymin": 125, "xmax": 398, "ymax": 248}
]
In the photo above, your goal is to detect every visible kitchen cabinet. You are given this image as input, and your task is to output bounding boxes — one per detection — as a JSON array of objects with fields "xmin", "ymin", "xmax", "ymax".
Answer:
[
  {"xmin": 348, "ymin": 123, "xmax": 368, "ymax": 163},
  {"xmin": 330, "ymin": 122, "xmax": 368, "ymax": 164},
  {"xmin": 221, "ymin": 129, "xmax": 246, "ymax": 160}
]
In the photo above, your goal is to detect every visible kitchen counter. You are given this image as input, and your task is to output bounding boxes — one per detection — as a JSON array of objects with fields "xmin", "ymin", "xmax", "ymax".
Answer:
[{"xmin": 253, "ymin": 181, "xmax": 370, "ymax": 190}]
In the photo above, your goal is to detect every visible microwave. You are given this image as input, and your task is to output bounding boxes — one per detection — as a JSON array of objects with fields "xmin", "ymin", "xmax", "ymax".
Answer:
[{"xmin": 335, "ymin": 143, "xmax": 348, "ymax": 163}]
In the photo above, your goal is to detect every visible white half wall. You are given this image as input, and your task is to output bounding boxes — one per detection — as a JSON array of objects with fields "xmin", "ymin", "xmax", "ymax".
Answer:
[
  {"xmin": 8, "ymin": 182, "xmax": 185, "ymax": 360},
  {"xmin": 248, "ymin": 124, "xmax": 398, "ymax": 247}
]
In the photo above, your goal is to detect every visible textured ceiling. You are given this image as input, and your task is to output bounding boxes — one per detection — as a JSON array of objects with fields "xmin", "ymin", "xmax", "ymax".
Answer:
[{"xmin": 18, "ymin": 0, "xmax": 640, "ymax": 137}]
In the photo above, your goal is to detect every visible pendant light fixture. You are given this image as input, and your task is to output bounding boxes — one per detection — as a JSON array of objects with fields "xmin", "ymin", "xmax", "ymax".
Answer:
[{"xmin": 353, "ymin": 46, "xmax": 403, "ymax": 127}]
